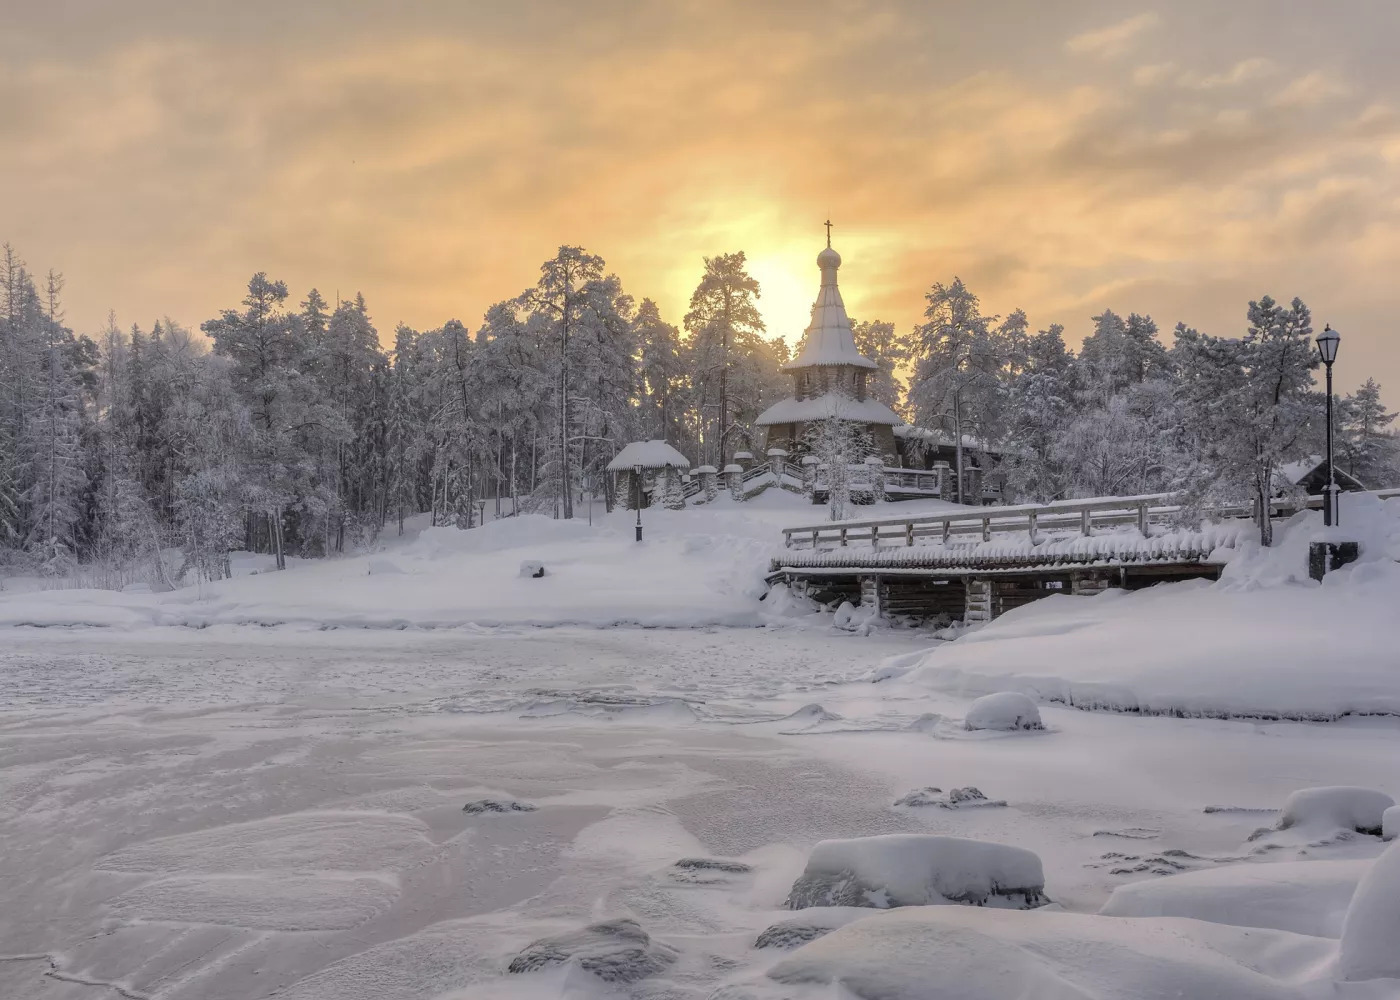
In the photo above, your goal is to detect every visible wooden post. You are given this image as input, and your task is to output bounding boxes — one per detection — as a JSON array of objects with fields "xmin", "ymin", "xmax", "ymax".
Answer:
[
  {"xmin": 1080, "ymin": 509, "xmax": 1091, "ymax": 536},
  {"xmin": 981, "ymin": 517, "xmax": 991, "ymax": 542},
  {"xmin": 784, "ymin": 530, "xmax": 792, "ymax": 549},
  {"xmin": 905, "ymin": 522, "xmax": 914, "ymax": 546},
  {"xmin": 1137, "ymin": 503, "xmax": 1148, "ymax": 536},
  {"xmin": 942, "ymin": 519, "xmax": 951, "ymax": 544},
  {"xmin": 812, "ymin": 529, "xmax": 819, "ymax": 548},
  {"xmin": 870, "ymin": 525, "xmax": 879, "ymax": 549},
  {"xmin": 840, "ymin": 528, "xmax": 848, "ymax": 547},
  {"xmin": 1027, "ymin": 511, "xmax": 1038, "ymax": 545},
  {"xmin": 964, "ymin": 578, "xmax": 993, "ymax": 623}
]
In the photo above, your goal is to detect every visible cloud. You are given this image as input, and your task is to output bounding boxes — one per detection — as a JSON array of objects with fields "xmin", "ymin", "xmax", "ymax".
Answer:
[
  {"xmin": 1273, "ymin": 71, "xmax": 1352, "ymax": 108},
  {"xmin": 1180, "ymin": 57, "xmax": 1275, "ymax": 90},
  {"xmin": 1065, "ymin": 12, "xmax": 1161, "ymax": 58}
]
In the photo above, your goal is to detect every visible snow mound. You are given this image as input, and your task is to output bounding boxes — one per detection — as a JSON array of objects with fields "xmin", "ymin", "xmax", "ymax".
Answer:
[
  {"xmin": 1099, "ymin": 859, "xmax": 1368, "ymax": 938},
  {"xmin": 506, "ymin": 917, "xmax": 678, "ymax": 983},
  {"xmin": 754, "ymin": 907, "xmax": 868, "ymax": 949},
  {"xmin": 366, "ymin": 556, "xmax": 403, "ymax": 575},
  {"xmin": 1339, "ymin": 840, "xmax": 1400, "ymax": 981},
  {"xmin": 893, "ymin": 786, "xmax": 1007, "ymax": 809},
  {"xmin": 785, "ymin": 835, "xmax": 1046, "ymax": 910},
  {"xmin": 782, "ymin": 704, "xmax": 842, "ymax": 725},
  {"xmin": 462, "ymin": 798, "xmax": 537, "ymax": 814},
  {"xmin": 737, "ymin": 906, "xmax": 1338, "ymax": 1000},
  {"xmin": 517, "ymin": 560, "xmax": 546, "ymax": 578},
  {"xmin": 1384, "ymin": 805, "xmax": 1399, "ymax": 842},
  {"xmin": 964, "ymin": 692, "xmax": 1044, "ymax": 731},
  {"xmin": 1275, "ymin": 786, "xmax": 1394, "ymax": 837}
]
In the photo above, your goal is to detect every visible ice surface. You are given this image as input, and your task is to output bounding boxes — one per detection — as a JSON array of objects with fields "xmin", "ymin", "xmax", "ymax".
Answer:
[
  {"xmin": 1339, "ymin": 840, "xmax": 1400, "ymax": 981},
  {"xmin": 963, "ymin": 691, "xmax": 1043, "ymax": 731},
  {"xmin": 892, "ymin": 786, "xmax": 1007, "ymax": 809},
  {"xmin": 1099, "ymin": 859, "xmax": 1367, "ymax": 937},
  {"xmin": 111, "ymin": 873, "xmax": 400, "ymax": 931},
  {"xmin": 785, "ymin": 834, "xmax": 1046, "ymax": 910}
]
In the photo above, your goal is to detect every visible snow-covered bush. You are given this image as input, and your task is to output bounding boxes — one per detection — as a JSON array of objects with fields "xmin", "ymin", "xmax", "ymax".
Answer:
[
  {"xmin": 784, "ymin": 834, "xmax": 1046, "ymax": 910},
  {"xmin": 1274, "ymin": 786, "xmax": 1394, "ymax": 837},
  {"xmin": 964, "ymin": 691, "xmax": 1043, "ymax": 731},
  {"xmin": 1338, "ymin": 840, "xmax": 1400, "ymax": 981}
]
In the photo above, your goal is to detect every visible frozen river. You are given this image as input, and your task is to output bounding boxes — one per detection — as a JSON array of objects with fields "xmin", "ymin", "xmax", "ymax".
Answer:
[{"xmin": 2, "ymin": 625, "xmax": 1397, "ymax": 999}]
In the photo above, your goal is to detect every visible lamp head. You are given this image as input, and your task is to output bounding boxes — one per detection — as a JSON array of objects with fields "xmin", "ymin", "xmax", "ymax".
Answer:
[{"xmin": 1316, "ymin": 324, "xmax": 1340, "ymax": 365}]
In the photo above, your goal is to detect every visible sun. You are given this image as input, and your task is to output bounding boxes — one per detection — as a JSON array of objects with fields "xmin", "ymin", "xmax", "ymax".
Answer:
[{"xmin": 747, "ymin": 253, "xmax": 816, "ymax": 350}]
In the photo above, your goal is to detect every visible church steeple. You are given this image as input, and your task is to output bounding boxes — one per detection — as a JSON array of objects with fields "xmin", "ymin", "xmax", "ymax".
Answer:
[{"xmin": 784, "ymin": 228, "xmax": 875, "ymax": 370}]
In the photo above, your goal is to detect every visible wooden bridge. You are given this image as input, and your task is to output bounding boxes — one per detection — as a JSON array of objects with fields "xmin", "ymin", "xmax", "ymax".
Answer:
[{"xmin": 770, "ymin": 488, "xmax": 1399, "ymax": 624}]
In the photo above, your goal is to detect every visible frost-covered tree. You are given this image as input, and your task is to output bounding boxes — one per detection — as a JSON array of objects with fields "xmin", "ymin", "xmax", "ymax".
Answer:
[
  {"xmin": 851, "ymin": 318, "xmax": 910, "ymax": 411},
  {"xmin": 684, "ymin": 252, "xmax": 766, "ymax": 466},
  {"xmin": 803, "ymin": 410, "xmax": 874, "ymax": 522},
  {"xmin": 908, "ymin": 278, "xmax": 1008, "ymax": 503},
  {"xmin": 1175, "ymin": 296, "xmax": 1318, "ymax": 545},
  {"xmin": 1003, "ymin": 324, "xmax": 1076, "ymax": 502},
  {"xmin": 1339, "ymin": 378, "xmax": 1398, "ymax": 485},
  {"xmin": 635, "ymin": 299, "xmax": 690, "ymax": 446}
]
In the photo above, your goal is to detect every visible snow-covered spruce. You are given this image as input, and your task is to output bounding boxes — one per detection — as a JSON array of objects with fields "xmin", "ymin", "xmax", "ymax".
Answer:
[
  {"xmin": 964, "ymin": 692, "xmax": 1043, "ymax": 732},
  {"xmin": 893, "ymin": 786, "xmax": 1007, "ymax": 809},
  {"xmin": 505, "ymin": 918, "xmax": 677, "ymax": 983},
  {"xmin": 784, "ymin": 834, "xmax": 1046, "ymax": 910},
  {"xmin": 462, "ymin": 798, "xmax": 537, "ymax": 814}
]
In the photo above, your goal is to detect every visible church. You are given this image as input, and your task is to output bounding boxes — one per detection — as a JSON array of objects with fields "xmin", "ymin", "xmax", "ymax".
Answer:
[{"xmin": 754, "ymin": 236, "xmax": 903, "ymax": 457}]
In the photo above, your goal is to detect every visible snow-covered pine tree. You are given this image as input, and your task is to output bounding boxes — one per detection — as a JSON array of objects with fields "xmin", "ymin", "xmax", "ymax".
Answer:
[
  {"xmin": 684, "ymin": 252, "xmax": 766, "ymax": 467},
  {"xmin": 851, "ymin": 318, "xmax": 910, "ymax": 411},
  {"xmin": 1339, "ymin": 378, "xmax": 1398, "ymax": 485}
]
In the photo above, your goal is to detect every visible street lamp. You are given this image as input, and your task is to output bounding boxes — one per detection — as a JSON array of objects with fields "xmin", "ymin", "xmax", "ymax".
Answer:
[
  {"xmin": 633, "ymin": 463, "xmax": 644, "ymax": 542},
  {"xmin": 1316, "ymin": 324, "xmax": 1341, "ymax": 527}
]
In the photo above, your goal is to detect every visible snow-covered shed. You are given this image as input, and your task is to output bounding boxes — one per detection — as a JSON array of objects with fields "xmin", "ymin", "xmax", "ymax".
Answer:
[
  {"xmin": 1274, "ymin": 456, "xmax": 1366, "ymax": 496},
  {"xmin": 754, "ymin": 240, "xmax": 902, "ymax": 456}
]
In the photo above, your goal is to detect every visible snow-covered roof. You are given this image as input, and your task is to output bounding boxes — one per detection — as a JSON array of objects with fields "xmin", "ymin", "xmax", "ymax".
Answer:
[
  {"xmin": 893, "ymin": 424, "xmax": 987, "ymax": 451},
  {"xmin": 755, "ymin": 392, "xmax": 903, "ymax": 427},
  {"xmin": 692, "ymin": 465, "xmax": 717, "ymax": 474},
  {"xmin": 722, "ymin": 463, "xmax": 742, "ymax": 473},
  {"xmin": 1274, "ymin": 456, "xmax": 1365, "ymax": 491},
  {"xmin": 606, "ymin": 440, "xmax": 691, "ymax": 471},
  {"xmin": 782, "ymin": 245, "xmax": 877, "ymax": 371}
]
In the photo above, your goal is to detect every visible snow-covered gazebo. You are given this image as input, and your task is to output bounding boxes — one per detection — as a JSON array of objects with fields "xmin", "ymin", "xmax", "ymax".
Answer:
[
  {"xmin": 754, "ymin": 238, "xmax": 902, "ymax": 457},
  {"xmin": 607, "ymin": 440, "xmax": 691, "ymax": 510}
]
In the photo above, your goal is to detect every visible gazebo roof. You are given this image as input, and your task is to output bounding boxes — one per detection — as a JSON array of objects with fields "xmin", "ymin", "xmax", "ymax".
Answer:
[{"xmin": 606, "ymin": 440, "xmax": 691, "ymax": 472}]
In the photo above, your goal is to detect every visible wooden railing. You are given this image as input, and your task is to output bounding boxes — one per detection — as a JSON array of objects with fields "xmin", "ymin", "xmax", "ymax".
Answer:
[{"xmin": 781, "ymin": 487, "xmax": 1400, "ymax": 550}]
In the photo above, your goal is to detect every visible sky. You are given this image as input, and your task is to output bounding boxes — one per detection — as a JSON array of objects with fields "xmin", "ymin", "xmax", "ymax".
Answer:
[{"xmin": 3, "ymin": 0, "xmax": 1399, "ymax": 396}]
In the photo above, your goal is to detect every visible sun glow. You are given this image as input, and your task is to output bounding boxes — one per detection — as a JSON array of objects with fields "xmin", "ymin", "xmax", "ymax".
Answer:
[{"xmin": 747, "ymin": 253, "xmax": 815, "ymax": 349}]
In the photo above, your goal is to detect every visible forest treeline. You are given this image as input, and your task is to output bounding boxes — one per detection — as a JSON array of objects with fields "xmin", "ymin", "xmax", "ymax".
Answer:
[{"xmin": 0, "ymin": 241, "xmax": 1394, "ymax": 580}]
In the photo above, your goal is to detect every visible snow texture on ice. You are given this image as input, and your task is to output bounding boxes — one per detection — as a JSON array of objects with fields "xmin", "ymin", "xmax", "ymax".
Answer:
[
  {"xmin": 462, "ymin": 798, "xmax": 537, "ymax": 814},
  {"xmin": 738, "ymin": 906, "xmax": 1340, "ymax": 1000},
  {"xmin": 785, "ymin": 834, "xmax": 1046, "ymax": 910},
  {"xmin": 506, "ymin": 917, "xmax": 678, "ymax": 983},
  {"xmin": 111, "ymin": 873, "xmax": 399, "ymax": 931},
  {"xmin": 1099, "ymin": 858, "xmax": 1368, "ymax": 937},
  {"xmin": 963, "ymin": 692, "xmax": 1044, "ymax": 731},
  {"xmin": 1339, "ymin": 840, "xmax": 1400, "ymax": 981},
  {"xmin": 753, "ymin": 908, "xmax": 869, "ymax": 950}
]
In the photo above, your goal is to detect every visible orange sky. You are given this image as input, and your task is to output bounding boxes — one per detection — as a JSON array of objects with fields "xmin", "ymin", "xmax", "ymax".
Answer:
[{"xmin": 3, "ymin": 1, "xmax": 1399, "ymax": 396}]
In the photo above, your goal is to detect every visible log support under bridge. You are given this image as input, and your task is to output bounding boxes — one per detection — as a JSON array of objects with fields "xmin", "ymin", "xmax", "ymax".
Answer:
[{"xmin": 817, "ymin": 564, "xmax": 1220, "ymax": 625}]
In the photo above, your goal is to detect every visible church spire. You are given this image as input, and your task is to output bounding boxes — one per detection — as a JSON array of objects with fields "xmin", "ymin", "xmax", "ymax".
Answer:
[{"xmin": 784, "ymin": 234, "xmax": 875, "ymax": 370}]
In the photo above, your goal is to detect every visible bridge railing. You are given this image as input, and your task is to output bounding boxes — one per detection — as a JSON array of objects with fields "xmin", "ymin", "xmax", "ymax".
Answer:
[{"xmin": 781, "ymin": 487, "xmax": 1400, "ymax": 550}]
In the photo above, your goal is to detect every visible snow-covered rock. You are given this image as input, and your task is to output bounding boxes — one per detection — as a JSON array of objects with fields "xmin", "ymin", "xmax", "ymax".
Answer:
[
  {"xmin": 1381, "ymin": 805, "xmax": 1399, "ymax": 842},
  {"xmin": 1275, "ymin": 786, "xmax": 1393, "ymax": 837},
  {"xmin": 893, "ymin": 786, "xmax": 1006, "ymax": 809},
  {"xmin": 964, "ymin": 691, "xmax": 1043, "ymax": 732},
  {"xmin": 517, "ymin": 560, "xmax": 546, "ymax": 579},
  {"xmin": 1099, "ymin": 859, "xmax": 1368, "ymax": 938},
  {"xmin": 754, "ymin": 907, "xmax": 868, "ymax": 949},
  {"xmin": 1338, "ymin": 840, "xmax": 1400, "ymax": 981},
  {"xmin": 506, "ymin": 917, "xmax": 677, "ymax": 983},
  {"xmin": 462, "ymin": 798, "xmax": 536, "ymax": 814},
  {"xmin": 784, "ymin": 834, "xmax": 1046, "ymax": 910},
  {"xmin": 739, "ymin": 906, "xmax": 1337, "ymax": 1000}
]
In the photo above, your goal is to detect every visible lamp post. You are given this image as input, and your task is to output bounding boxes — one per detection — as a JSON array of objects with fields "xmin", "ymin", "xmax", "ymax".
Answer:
[
  {"xmin": 1316, "ymin": 324, "xmax": 1341, "ymax": 527},
  {"xmin": 633, "ymin": 464, "xmax": 644, "ymax": 542}
]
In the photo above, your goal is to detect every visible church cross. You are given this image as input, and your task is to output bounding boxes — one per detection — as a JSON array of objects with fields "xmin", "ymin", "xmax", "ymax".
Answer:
[{"xmin": 824, "ymin": 219, "xmax": 833, "ymax": 247}]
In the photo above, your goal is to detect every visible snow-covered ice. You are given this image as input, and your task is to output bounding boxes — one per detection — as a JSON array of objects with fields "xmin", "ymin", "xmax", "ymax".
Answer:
[
  {"xmin": 963, "ymin": 691, "xmax": 1044, "ymax": 731},
  {"xmin": 1339, "ymin": 840, "xmax": 1400, "ymax": 981}
]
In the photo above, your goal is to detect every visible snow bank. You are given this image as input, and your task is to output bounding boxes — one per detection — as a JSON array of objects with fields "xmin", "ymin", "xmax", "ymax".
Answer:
[
  {"xmin": 877, "ymin": 500, "xmax": 1400, "ymax": 720},
  {"xmin": 1384, "ymin": 806, "xmax": 1399, "ymax": 842},
  {"xmin": 1099, "ymin": 859, "xmax": 1368, "ymax": 937},
  {"xmin": 1275, "ymin": 786, "xmax": 1394, "ymax": 837},
  {"xmin": 1339, "ymin": 840, "xmax": 1400, "ymax": 981},
  {"xmin": 964, "ymin": 691, "xmax": 1043, "ymax": 731},
  {"xmin": 746, "ymin": 906, "xmax": 1337, "ymax": 1000},
  {"xmin": 785, "ymin": 834, "xmax": 1045, "ymax": 910},
  {"xmin": 506, "ymin": 917, "xmax": 677, "ymax": 983}
]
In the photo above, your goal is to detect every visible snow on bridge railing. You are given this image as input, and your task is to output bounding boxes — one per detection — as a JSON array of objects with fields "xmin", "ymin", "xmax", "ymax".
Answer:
[{"xmin": 780, "ymin": 487, "xmax": 1400, "ymax": 550}]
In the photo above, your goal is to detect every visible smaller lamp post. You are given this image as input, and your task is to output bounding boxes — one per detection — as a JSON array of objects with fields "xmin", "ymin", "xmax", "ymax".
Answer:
[
  {"xmin": 633, "ymin": 463, "xmax": 644, "ymax": 542},
  {"xmin": 1316, "ymin": 324, "xmax": 1341, "ymax": 527}
]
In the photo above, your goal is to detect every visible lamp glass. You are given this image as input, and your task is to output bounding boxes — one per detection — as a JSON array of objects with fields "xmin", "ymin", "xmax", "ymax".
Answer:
[{"xmin": 1316, "ymin": 325, "xmax": 1340, "ymax": 364}]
